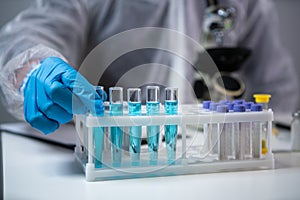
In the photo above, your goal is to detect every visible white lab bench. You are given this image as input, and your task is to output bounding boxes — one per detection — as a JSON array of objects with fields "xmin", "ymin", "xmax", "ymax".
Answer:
[{"xmin": 2, "ymin": 123, "xmax": 300, "ymax": 200}]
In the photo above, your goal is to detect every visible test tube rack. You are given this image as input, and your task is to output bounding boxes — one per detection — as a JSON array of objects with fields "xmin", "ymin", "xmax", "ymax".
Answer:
[{"xmin": 74, "ymin": 104, "xmax": 274, "ymax": 181}]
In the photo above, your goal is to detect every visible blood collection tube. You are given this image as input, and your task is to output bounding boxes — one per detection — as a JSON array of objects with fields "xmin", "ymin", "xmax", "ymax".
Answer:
[
  {"xmin": 244, "ymin": 103, "xmax": 253, "ymax": 159},
  {"xmin": 127, "ymin": 88, "xmax": 142, "ymax": 165},
  {"xmin": 146, "ymin": 86, "xmax": 160, "ymax": 164},
  {"xmin": 201, "ymin": 100, "xmax": 211, "ymax": 156},
  {"xmin": 109, "ymin": 87, "xmax": 124, "ymax": 166},
  {"xmin": 218, "ymin": 105, "xmax": 235, "ymax": 160},
  {"xmin": 253, "ymin": 94, "xmax": 271, "ymax": 156},
  {"xmin": 251, "ymin": 103, "xmax": 263, "ymax": 158},
  {"xmin": 209, "ymin": 102, "xmax": 219, "ymax": 160},
  {"xmin": 234, "ymin": 103, "xmax": 253, "ymax": 159},
  {"xmin": 164, "ymin": 87, "xmax": 178, "ymax": 163}
]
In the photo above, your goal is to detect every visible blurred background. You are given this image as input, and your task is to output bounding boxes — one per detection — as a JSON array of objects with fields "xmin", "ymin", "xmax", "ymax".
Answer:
[{"xmin": 0, "ymin": 0, "xmax": 299, "ymax": 123}]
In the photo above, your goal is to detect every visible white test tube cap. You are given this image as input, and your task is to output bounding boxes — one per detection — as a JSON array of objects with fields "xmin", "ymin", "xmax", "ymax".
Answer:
[
  {"xmin": 165, "ymin": 87, "xmax": 178, "ymax": 101},
  {"xmin": 109, "ymin": 87, "xmax": 123, "ymax": 104},
  {"xmin": 127, "ymin": 88, "xmax": 141, "ymax": 103},
  {"xmin": 146, "ymin": 86, "xmax": 160, "ymax": 102}
]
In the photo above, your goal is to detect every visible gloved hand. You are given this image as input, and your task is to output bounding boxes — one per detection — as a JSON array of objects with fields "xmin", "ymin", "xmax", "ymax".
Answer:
[{"xmin": 23, "ymin": 57, "xmax": 106, "ymax": 134}]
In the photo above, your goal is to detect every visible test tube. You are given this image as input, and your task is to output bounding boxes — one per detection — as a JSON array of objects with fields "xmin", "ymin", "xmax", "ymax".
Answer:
[
  {"xmin": 209, "ymin": 102, "xmax": 219, "ymax": 160},
  {"xmin": 127, "ymin": 88, "xmax": 142, "ymax": 165},
  {"xmin": 146, "ymin": 86, "xmax": 160, "ymax": 164},
  {"xmin": 164, "ymin": 87, "xmax": 178, "ymax": 164},
  {"xmin": 251, "ymin": 104, "xmax": 263, "ymax": 158},
  {"xmin": 233, "ymin": 104, "xmax": 244, "ymax": 160},
  {"xmin": 233, "ymin": 104, "xmax": 252, "ymax": 159},
  {"xmin": 93, "ymin": 86, "xmax": 105, "ymax": 168},
  {"xmin": 217, "ymin": 105, "xmax": 235, "ymax": 160},
  {"xmin": 201, "ymin": 100, "xmax": 211, "ymax": 156},
  {"xmin": 244, "ymin": 103, "xmax": 253, "ymax": 159},
  {"xmin": 253, "ymin": 94, "xmax": 271, "ymax": 156},
  {"xmin": 109, "ymin": 87, "xmax": 124, "ymax": 166}
]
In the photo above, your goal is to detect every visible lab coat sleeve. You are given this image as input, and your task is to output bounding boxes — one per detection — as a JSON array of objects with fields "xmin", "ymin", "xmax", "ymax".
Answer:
[
  {"xmin": 0, "ymin": 0, "xmax": 89, "ymax": 120},
  {"xmin": 238, "ymin": 0, "xmax": 300, "ymax": 114}
]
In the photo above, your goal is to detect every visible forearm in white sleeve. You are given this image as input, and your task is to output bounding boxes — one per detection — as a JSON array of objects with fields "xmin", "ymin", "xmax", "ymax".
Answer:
[{"xmin": 0, "ymin": 0, "xmax": 89, "ymax": 120}]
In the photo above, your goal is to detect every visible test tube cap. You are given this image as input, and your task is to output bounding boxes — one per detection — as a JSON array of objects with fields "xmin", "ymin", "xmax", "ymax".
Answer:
[
  {"xmin": 253, "ymin": 94, "xmax": 271, "ymax": 103},
  {"xmin": 244, "ymin": 102, "xmax": 253, "ymax": 110},
  {"xmin": 233, "ymin": 99, "xmax": 245, "ymax": 104},
  {"xmin": 217, "ymin": 105, "xmax": 228, "ymax": 113},
  {"xmin": 251, "ymin": 103, "xmax": 263, "ymax": 112},
  {"xmin": 202, "ymin": 100, "xmax": 212, "ymax": 109},
  {"xmin": 209, "ymin": 102, "xmax": 219, "ymax": 111},
  {"xmin": 233, "ymin": 104, "xmax": 246, "ymax": 112},
  {"xmin": 226, "ymin": 102, "xmax": 234, "ymax": 111}
]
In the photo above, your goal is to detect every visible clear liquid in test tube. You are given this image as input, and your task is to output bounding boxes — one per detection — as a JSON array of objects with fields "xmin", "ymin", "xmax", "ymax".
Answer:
[
  {"xmin": 253, "ymin": 94, "xmax": 271, "ymax": 157},
  {"xmin": 208, "ymin": 102, "xmax": 219, "ymax": 160},
  {"xmin": 233, "ymin": 104, "xmax": 252, "ymax": 160},
  {"xmin": 127, "ymin": 88, "xmax": 142, "ymax": 165},
  {"xmin": 217, "ymin": 105, "xmax": 235, "ymax": 160},
  {"xmin": 146, "ymin": 86, "xmax": 160, "ymax": 164},
  {"xmin": 93, "ymin": 86, "xmax": 105, "ymax": 168},
  {"xmin": 109, "ymin": 87, "xmax": 123, "ymax": 166},
  {"xmin": 200, "ymin": 100, "xmax": 211, "ymax": 157},
  {"xmin": 251, "ymin": 104, "xmax": 263, "ymax": 158},
  {"xmin": 244, "ymin": 102, "xmax": 253, "ymax": 159},
  {"xmin": 164, "ymin": 87, "xmax": 178, "ymax": 164}
]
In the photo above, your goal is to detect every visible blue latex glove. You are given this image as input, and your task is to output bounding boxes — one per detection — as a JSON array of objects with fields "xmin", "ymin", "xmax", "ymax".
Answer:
[{"xmin": 23, "ymin": 57, "xmax": 106, "ymax": 134}]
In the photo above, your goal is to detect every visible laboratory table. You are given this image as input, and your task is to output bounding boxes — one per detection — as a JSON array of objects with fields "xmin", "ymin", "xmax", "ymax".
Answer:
[{"xmin": 2, "ymin": 123, "xmax": 300, "ymax": 200}]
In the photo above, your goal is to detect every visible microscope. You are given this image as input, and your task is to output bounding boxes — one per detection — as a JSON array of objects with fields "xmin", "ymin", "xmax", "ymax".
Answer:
[{"xmin": 194, "ymin": 1, "xmax": 251, "ymax": 101}]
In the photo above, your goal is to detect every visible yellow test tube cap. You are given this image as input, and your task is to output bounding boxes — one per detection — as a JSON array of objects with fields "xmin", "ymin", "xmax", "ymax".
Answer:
[{"xmin": 253, "ymin": 94, "xmax": 271, "ymax": 103}]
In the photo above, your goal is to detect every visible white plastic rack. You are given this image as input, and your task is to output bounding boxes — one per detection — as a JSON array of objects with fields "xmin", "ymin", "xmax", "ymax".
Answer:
[{"xmin": 74, "ymin": 104, "xmax": 274, "ymax": 181}]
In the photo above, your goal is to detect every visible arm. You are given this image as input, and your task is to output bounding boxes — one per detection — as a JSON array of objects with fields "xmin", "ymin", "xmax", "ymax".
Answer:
[
  {"xmin": 0, "ymin": 0, "xmax": 90, "ymax": 120},
  {"xmin": 0, "ymin": 0, "xmax": 105, "ymax": 134}
]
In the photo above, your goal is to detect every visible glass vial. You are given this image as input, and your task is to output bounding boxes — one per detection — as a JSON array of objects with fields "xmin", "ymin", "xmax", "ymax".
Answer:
[
  {"xmin": 109, "ymin": 87, "xmax": 124, "ymax": 166},
  {"xmin": 164, "ymin": 87, "xmax": 178, "ymax": 164},
  {"xmin": 127, "ymin": 88, "xmax": 142, "ymax": 165},
  {"xmin": 146, "ymin": 86, "xmax": 160, "ymax": 164}
]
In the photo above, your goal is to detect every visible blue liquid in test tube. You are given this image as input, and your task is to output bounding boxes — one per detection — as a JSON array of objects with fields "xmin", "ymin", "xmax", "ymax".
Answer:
[
  {"xmin": 164, "ymin": 87, "xmax": 178, "ymax": 164},
  {"xmin": 93, "ymin": 86, "xmax": 106, "ymax": 168},
  {"xmin": 127, "ymin": 88, "xmax": 142, "ymax": 165},
  {"xmin": 109, "ymin": 87, "xmax": 124, "ymax": 166},
  {"xmin": 146, "ymin": 86, "xmax": 160, "ymax": 164}
]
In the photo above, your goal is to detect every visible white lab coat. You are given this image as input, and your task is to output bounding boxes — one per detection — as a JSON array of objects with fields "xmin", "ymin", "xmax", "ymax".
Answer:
[{"xmin": 0, "ymin": 0, "xmax": 298, "ymax": 120}]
